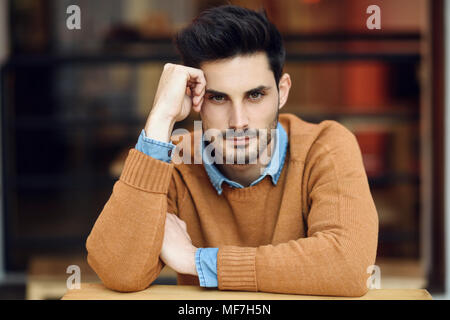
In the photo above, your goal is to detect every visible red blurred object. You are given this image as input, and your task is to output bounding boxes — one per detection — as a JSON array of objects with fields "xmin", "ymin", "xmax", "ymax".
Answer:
[
  {"xmin": 301, "ymin": 0, "xmax": 321, "ymax": 4},
  {"xmin": 344, "ymin": 62, "xmax": 389, "ymax": 111},
  {"xmin": 354, "ymin": 130, "xmax": 390, "ymax": 178}
]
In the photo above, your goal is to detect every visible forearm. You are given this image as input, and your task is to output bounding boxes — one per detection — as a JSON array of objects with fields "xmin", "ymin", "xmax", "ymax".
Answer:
[
  {"xmin": 217, "ymin": 176, "xmax": 379, "ymax": 297},
  {"xmin": 259, "ymin": 229, "xmax": 376, "ymax": 297},
  {"xmin": 218, "ymin": 225, "xmax": 377, "ymax": 297},
  {"xmin": 144, "ymin": 111, "xmax": 176, "ymax": 143},
  {"xmin": 86, "ymin": 149, "xmax": 174, "ymax": 292}
]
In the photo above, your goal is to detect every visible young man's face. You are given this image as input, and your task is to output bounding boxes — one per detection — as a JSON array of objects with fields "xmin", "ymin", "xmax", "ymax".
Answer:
[{"xmin": 199, "ymin": 52, "xmax": 291, "ymax": 165}]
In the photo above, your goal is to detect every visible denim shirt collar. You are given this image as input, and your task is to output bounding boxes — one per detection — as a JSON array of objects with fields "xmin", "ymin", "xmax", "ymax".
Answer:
[{"xmin": 201, "ymin": 122, "xmax": 288, "ymax": 195}]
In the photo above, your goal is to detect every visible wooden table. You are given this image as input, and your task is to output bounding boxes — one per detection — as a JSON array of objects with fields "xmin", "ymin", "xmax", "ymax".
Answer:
[
  {"xmin": 62, "ymin": 283, "xmax": 433, "ymax": 300},
  {"xmin": 27, "ymin": 255, "xmax": 100, "ymax": 300}
]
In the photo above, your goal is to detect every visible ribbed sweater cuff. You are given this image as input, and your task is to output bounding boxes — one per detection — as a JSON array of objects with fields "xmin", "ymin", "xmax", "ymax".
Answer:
[
  {"xmin": 119, "ymin": 148, "xmax": 173, "ymax": 193},
  {"xmin": 217, "ymin": 246, "xmax": 257, "ymax": 292}
]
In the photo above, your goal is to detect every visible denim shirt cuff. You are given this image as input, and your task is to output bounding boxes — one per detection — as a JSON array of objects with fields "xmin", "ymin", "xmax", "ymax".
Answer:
[
  {"xmin": 195, "ymin": 248, "xmax": 219, "ymax": 287},
  {"xmin": 135, "ymin": 129, "xmax": 175, "ymax": 163}
]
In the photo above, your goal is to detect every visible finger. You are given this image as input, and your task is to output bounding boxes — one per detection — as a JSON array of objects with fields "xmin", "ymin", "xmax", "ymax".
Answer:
[
  {"xmin": 193, "ymin": 94, "xmax": 203, "ymax": 106},
  {"xmin": 173, "ymin": 215, "xmax": 186, "ymax": 228},
  {"xmin": 194, "ymin": 82, "xmax": 205, "ymax": 97},
  {"xmin": 186, "ymin": 68, "xmax": 206, "ymax": 96},
  {"xmin": 177, "ymin": 220, "xmax": 191, "ymax": 241},
  {"xmin": 188, "ymin": 83, "xmax": 205, "ymax": 102},
  {"xmin": 169, "ymin": 213, "xmax": 186, "ymax": 229},
  {"xmin": 168, "ymin": 213, "xmax": 189, "ymax": 231},
  {"xmin": 193, "ymin": 97, "xmax": 204, "ymax": 113},
  {"xmin": 194, "ymin": 84, "xmax": 205, "ymax": 97},
  {"xmin": 174, "ymin": 217, "xmax": 189, "ymax": 234},
  {"xmin": 169, "ymin": 212, "xmax": 180, "ymax": 220},
  {"xmin": 186, "ymin": 66, "xmax": 206, "ymax": 83},
  {"xmin": 166, "ymin": 213, "xmax": 176, "ymax": 224},
  {"xmin": 193, "ymin": 87, "xmax": 205, "ymax": 105}
]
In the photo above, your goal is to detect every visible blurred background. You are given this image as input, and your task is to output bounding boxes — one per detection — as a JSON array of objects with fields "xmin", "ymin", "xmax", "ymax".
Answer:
[{"xmin": 0, "ymin": 0, "xmax": 448, "ymax": 299}]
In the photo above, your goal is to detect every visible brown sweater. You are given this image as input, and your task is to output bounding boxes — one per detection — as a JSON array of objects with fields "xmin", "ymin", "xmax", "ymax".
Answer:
[{"xmin": 86, "ymin": 113, "xmax": 379, "ymax": 297}]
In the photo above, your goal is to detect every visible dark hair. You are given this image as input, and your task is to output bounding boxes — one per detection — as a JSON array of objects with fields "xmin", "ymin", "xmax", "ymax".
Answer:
[{"xmin": 174, "ymin": 5, "xmax": 286, "ymax": 86}]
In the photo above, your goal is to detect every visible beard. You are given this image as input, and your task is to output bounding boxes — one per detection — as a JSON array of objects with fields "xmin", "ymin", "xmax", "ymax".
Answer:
[{"xmin": 202, "ymin": 109, "xmax": 279, "ymax": 166}]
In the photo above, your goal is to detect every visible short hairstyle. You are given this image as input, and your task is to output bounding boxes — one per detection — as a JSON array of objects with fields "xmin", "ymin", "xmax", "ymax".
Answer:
[{"xmin": 174, "ymin": 5, "xmax": 286, "ymax": 86}]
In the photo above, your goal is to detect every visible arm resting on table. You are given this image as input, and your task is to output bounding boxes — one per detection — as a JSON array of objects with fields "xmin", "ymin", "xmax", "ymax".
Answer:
[
  {"xmin": 86, "ymin": 148, "xmax": 178, "ymax": 292},
  {"xmin": 135, "ymin": 129, "xmax": 217, "ymax": 288}
]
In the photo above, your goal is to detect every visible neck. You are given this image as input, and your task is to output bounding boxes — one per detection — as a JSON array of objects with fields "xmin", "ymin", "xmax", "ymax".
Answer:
[{"xmin": 217, "ymin": 162, "xmax": 266, "ymax": 187}]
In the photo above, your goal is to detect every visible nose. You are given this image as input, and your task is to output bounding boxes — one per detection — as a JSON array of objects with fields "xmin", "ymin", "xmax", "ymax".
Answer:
[{"xmin": 228, "ymin": 103, "xmax": 249, "ymax": 132}]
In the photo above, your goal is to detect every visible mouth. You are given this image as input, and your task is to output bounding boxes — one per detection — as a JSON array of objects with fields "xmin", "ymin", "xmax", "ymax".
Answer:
[{"xmin": 227, "ymin": 136, "xmax": 253, "ymax": 146}]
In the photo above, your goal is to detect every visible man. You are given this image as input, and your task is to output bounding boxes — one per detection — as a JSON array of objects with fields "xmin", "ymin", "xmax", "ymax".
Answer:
[{"xmin": 86, "ymin": 5, "xmax": 379, "ymax": 297}]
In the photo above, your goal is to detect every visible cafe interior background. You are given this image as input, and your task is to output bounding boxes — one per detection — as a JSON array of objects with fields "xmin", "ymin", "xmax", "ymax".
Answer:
[{"xmin": 0, "ymin": 0, "xmax": 449, "ymax": 299}]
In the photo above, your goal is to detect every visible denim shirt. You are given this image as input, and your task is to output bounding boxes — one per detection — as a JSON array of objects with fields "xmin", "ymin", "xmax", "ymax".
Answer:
[{"xmin": 135, "ymin": 123, "xmax": 288, "ymax": 287}]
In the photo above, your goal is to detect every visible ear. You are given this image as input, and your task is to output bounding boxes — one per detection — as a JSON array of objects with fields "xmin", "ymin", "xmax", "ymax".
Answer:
[{"xmin": 278, "ymin": 73, "xmax": 291, "ymax": 110}]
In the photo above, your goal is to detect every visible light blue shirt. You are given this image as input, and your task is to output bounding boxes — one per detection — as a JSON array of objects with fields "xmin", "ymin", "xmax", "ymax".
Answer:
[{"xmin": 135, "ymin": 123, "xmax": 288, "ymax": 287}]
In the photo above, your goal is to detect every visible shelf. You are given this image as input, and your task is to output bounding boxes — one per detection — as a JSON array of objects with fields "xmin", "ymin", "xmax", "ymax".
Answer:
[
  {"xmin": 0, "ymin": 31, "xmax": 423, "ymax": 68},
  {"xmin": 13, "ymin": 236, "xmax": 88, "ymax": 250},
  {"xmin": 296, "ymin": 110, "xmax": 419, "ymax": 123},
  {"xmin": 281, "ymin": 32, "xmax": 422, "ymax": 42},
  {"xmin": 2, "ymin": 54, "xmax": 179, "ymax": 68},
  {"xmin": 368, "ymin": 173, "xmax": 420, "ymax": 188},
  {"xmin": 286, "ymin": 53, "xmax": 420, "ymax": 62},
  {"xmin": 14, "ymin": 173, "xmax": 116, "ymax": 190},
  {"xmin": 11, "ymin": 107, "xmax": 419, "ymax": 131},
  {"xmin": 12, "ymin": 115, "xmax": 145, "ymax": 130},
  {"xmin": 105, "ymin": 32, "xmax": 422, "ymax": 44},
  {"xmin": 2, "ymin": 52, "xmax": 421, "ymax": 68},
  {"xmin": 2, "ymin": 25, "xmax": 426, "ymax": 271},
  {"xmin": 379, "ymin": 229, "xmax": 419, "ymax": 244},
  {"xmin": 11, "ymin": 171, "xmax": 419, "ymax": 191}
]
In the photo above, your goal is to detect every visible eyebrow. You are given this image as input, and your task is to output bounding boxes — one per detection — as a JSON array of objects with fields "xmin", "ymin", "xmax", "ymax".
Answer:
[{"xmin": 205, "ymin": 85, "xmax": 271, "ymax": 97}]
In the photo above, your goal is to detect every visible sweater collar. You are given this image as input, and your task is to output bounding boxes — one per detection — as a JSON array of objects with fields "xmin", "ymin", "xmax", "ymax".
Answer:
[{"xmin": 201, "ymin": 122, "xmax": 288, "ymax": 195}]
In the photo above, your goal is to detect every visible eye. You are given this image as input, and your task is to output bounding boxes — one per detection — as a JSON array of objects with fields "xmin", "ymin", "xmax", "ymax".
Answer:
[
  {"xmin": 208, "ymin": 95, "xmax": 226, "ymax": 103},
  {"xmin": 248, "ymin": 91, "xmax": 265, "ymax": 101}
]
